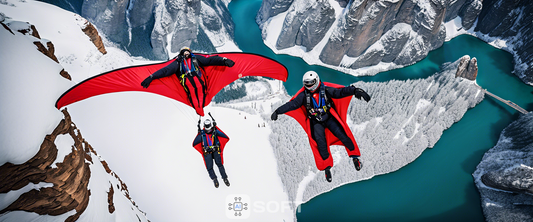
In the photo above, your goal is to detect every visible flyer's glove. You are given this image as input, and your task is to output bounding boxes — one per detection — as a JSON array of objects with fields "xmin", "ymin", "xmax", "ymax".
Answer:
[
  {"xmin": 271, "ymin": 111, "xmax": 278, "ymax": 121},
  {"xmin": 177, "ymin": 54, "xmax": 184, "ymax": 62},
  {"xmin": 141, "ymin": 76, "xmax": 153, "ymax": 88},
  {"xmin": 354, "ymin": 87, "xmax": 370, "ymax": 102},
  {"xmin": 197, "ymin": 119, "xmax": 201, "ymax": 132},
  {"xmin": 223, "ymin": 57, "xmax": 235, "ymax": 67}
]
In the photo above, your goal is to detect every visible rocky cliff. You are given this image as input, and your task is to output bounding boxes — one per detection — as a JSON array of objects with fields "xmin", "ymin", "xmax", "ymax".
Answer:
[
  {"xmin": 78, "ymin": 0, "xmax": 234, "ymax": 60},
  {"xmin": 475, "ymin": 0, "xmax": 533, "ymax": 85},
  {"xmin": 0, "ymin": 109, "xmax": 91, "ymax": 222},
  {"xmin": 257, "ymin": 0, "xmax": 482, "ymax": 70},
  {"xmin": 0, "ymin": 17, "xmax": 147, "ymax": 221},
  {"xmin": 0, "ymin": 109, "xmax": 149, "ymax": 221},
  {"xmin": 473, "ymin": 112, "xmax": 533, "ymax": 222},
  {"xmin": 455, "ymin": 55, "xmax": 478, "ymax": 80}
]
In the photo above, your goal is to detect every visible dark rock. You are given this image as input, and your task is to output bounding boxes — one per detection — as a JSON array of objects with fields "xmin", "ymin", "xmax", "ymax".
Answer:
[
  {"xmin": 476, "ymin": 0, "xmax": 533, "ymax": 86},
  {"xmin": 60, "ymin": 69, "xmax": 72, "ymax": 80},
  {"xmin": 81, "ymin": 21, "xmax": 107, "ymax": 55},
  {"xmin": 258, "ymin": 0, "xmax": 485, "ymax": 75},
  {"xmin": 455, "ymin": 55, "xmax": 478, "ymax": 80},
  {"xmin": 458, "ymin": 0, "xmax": 483, "ymax": 29},
  {"xmin": 474, "ymin": 112, "xmax": 533, "ymax": 222},
  {"xmin": 1, "ymin": 22, "xmax": 14, "ymax": 35},
  {"xmin": 335, "ymin": 0, "xmax": 349, "ymax": 8},
  {"xmin": 129, "ymin": 0, "xmax": 155, "ymax": 28},
  {"xmin": 350, "ymin": 23, "xmax": 411, "ymax": 69},
  {"xmin": 256, "ymin": 0, "xmax": 294, "ymax": 27},
  {"xmin": 481, "ymin": 167, "xmax": 533, "ymax": 195},
  {"xmin": 33, "ymin": 41, "xmax": 59, "ymax": 63},
  {"xmin": 276, "ymin": 0, "xmax": 335, "ymax": 51},
  {"xmin": 81, "ymin": 0, "xmax": 129, "ymax": 44},
  {"xmin": 444, "ymin": 0, "xmax": 469, "ymax": 22},
  {"xmin": 108, "ymin": 182, "xmax": 115, "ymax": 213}
]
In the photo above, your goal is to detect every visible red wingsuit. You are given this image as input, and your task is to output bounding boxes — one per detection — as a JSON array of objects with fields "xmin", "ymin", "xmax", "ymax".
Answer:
[
  {"xmin": 192, "ymin": 126, "xmax": 230, "ymax": 165},
  {"xmin": 192, "ymin": 126, "xmax": 230, "ymax": 180},
  {"xmin": 281, "ymin": 82, "xmax": 360, "ymax": 171},
  {"xmin": 55, "ymin": 53, "xmax": 288, "ymax": 116}
]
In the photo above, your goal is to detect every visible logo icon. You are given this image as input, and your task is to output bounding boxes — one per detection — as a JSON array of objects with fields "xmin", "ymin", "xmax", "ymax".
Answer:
[{"xmin": 226, "ymin": 194, "xmax": 250, "ymax": 219}]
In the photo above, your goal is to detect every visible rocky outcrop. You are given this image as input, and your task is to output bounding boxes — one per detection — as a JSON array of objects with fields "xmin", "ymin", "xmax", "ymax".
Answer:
[
  {"xmin": 151, "ymin": 0, "xmax": 235, "ymax": 59},
  {"xmin": 455, "ymin": 55, "xmax": 478, "ymax": 80},
  {"xmin": 108, "ymin": 182, "xmax": 115, "ymax": 213},
  {"xmin": 475, "ymin": 0, "xmax": 533, "ymax": 86},
  {"xmin": 0, "ymin": 109, "xmax": 91, "ymax": 222},
  {"xmin": 335, "ymin": 0, "xmax": 350, "ymax": 8},
  {"xmin": 0, "ymin": 108, "xmax": 148, "ymax": 221},
  {"xmin": 473, "ymin": 112, "xmax": 533, "ymax": 222},
  {"xmin": 33, "ymin": 41, "xmax": 59, "ymax": 63},
  {"xmin": 129, "ymin": 0, "xmax": 155, "ymax": 29},
  {"xmin": 275, "ymin": 0, "xmax": 335, "ymax": 51},
  {"xmin": 81, "ymin": 21, "xmax": 107, "ymax": 55},
  {"xmin": 76, "ymin": 0, "xmax": 234, "ymax": 60},
  {"xmin": 6, "ymin": 19, "xmax": 106, "ymax": 80},
  {"xmin": 81, "ymin": 0, "xmax": 129, "ymax": 45},
  {"xmin": 458, "ymin": 0, "xmax": 483, "ymax": 30},
  {"xmin": 257, "ymin": 0, "xmax": 483, "ymax": 72},
  {"xmin": 256, "ymin": 0, "xmax": 294, "ymax": 26},
  {"xmin": 2, "ymin": 20, "xmax": 72, "ymax": 80},
  {"xmin": 481, "ymin": 167, "xmax": 533, "ymax": 196}
]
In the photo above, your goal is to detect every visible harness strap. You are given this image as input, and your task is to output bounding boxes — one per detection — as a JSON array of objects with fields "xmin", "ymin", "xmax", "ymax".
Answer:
[
  {"xmin": 305, "ymin": 83, "xmax": 331, "ymax": 120},
  {"xmin": 201, "ymin": 130, "xmax": 220, "ymax": 154}
]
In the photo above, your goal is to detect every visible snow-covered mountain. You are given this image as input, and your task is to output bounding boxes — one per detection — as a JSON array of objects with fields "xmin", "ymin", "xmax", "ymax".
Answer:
[
  {"xmin": 257, "ymin": 0, "xmax": 533, "ymax": 87},
  {"xmin": 38, "ymin": 0, "xmax": 235, "ymax": 60},
  {"xmin": 0, "ymin": 6, "xmax": 148, "ymax": 221},
  {"xmin": 473, "ymin": 112, "xmax": 533, "ymax": 222},
  {"xmin": 256, "ymin": 0, "xmax": 481, "ymax": 75},
  {"xmin": 77, "ymin": 0, "xmax": 235, "ymax": 60},
  {"xmin": 475, "ymin": 0, "xmax": 533, "ymax": 86}
]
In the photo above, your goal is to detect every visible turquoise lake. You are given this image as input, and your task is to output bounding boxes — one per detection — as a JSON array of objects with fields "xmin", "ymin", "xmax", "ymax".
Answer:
[{"xmin": 229, "ymin": 0, "xmax": 533, "ymax": 221}]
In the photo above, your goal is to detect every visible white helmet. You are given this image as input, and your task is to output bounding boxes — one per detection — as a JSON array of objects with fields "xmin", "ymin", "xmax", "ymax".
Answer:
[
  {"xmin": 302, "ymin": 71, "xmax": 320, "ymax": 91},
  {"xmin": 204, "ymin": 119, "xmax": 214, "ymax": 133}
]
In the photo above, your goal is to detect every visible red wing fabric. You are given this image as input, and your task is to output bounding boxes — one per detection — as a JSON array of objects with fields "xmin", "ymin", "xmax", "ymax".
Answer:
[
  {"xmin": 286, "ymin": 82, "xmax": 359, "ymax": 171},
  {"xmin": 55, "ymin": 53, "xmax": 288, "ymax": 113},
  {"xmin": 192, "ymin": 127, "xmax": 230, "ymax": 165},
  {"xmin": 200, "ymin": 53, "xmax": 288, "ymax": 106}
]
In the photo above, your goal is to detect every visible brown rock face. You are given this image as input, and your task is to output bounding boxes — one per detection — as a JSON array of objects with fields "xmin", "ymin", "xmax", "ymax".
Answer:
[
  {"xmin": 60, "ymin": 69, "xmax": 72, "ymax": 80},
  {"xmin": 455, "ymin": 55, "xmax": 478, "ymax": 80},
  {"xmin": 0, "ymin": 109, "xmax": 91, "ymax": 222},
  {"xmin": 82, "ymin": 22, "xmax": 107, "ymax": 55},
  {"xmin": 0, "ymin": 108, "xmax": 148, "ymax": 221},
  {"xmin": 2, "ymin": 20, "xmax": 72, "ymax": 81},
  {"xmin": 108, "ymin": 182, "xmax": 116, "ymax": 213},
  {"xmin": 33, "ymin": 41, "xmax": 59, "ymax": 63},
  {"xmin": 32, "ymin": 40, "xmax": 71, "ymax": 79},
  {"xmin": 1, "ymin": 22, "xmax": 15, "ymax": 35}
]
